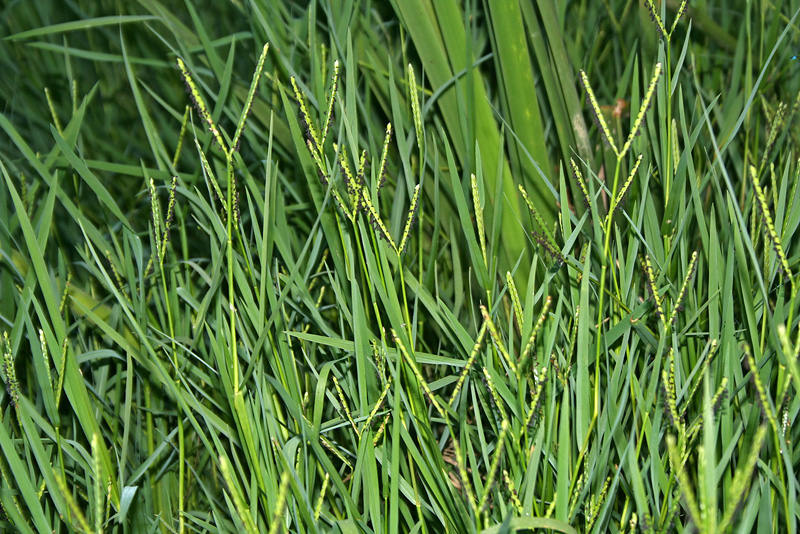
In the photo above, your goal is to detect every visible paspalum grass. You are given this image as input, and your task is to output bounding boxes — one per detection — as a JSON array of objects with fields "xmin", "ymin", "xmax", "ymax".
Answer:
[{"xmin": 1, "ymin": 1, "xmax": 799, "ymax": 533}]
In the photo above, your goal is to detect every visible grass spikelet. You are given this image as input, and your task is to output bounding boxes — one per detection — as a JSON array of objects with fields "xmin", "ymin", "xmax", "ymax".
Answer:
[
  {"xmin": 321, "ymin": 60, "xmax": 339, "ymax": 146},
  {"xmin": 477, "ymin": 419, "xmax": 509, "ymax": 513},
  {"xmin": 682, "ymin": 340, "xmax": 718, "ymax": 418},
  {"xmin": 666, "ymin": 436, "xmax": 702, "ymax": 525},
  {"xmin": 471, "ymin": 174, "xmax": 488, "ymax": 267},
  {"xmin": 671, "ymin": 119, "xmax": 680, "ymax": 171},
  {"xmin": 760, "ymin": 102, "xmax": 787, "ymax": 173},
  {"xmin": 519, "ymin": 296, "xmax": 552, "ymax": 373},
  {"xmin": 148, "ymin": 178, "xmax": 163, "ymax": 263},
  {"xmin": 480, "ymin": 304, "xmax": 516, "ymax": 375},
  {"xmin": 398, "ymin": 184, "xmax": 420, "ymax": 254},
  {"xmin": 711, "ymin": 377, "xmax": 728, "ymax": 415},
  {"xmin": 627, "ymin": 513, "xmax": 638, "ymax": 534},
  {"xmin": 524, "ymin": 366, "xmax": 547, "ymax": 428},
  {"xmin": 361, "ymin": 378, "xmax": 392, "ymax": 433},
  {"xmin": 267, "ymin": 471, "xmax": 291, "ymax": 534},
  {"xmin": 372, "ymin": 413, "xmax": 391, "ymax": 446},
  {"xmin": 644, "ymin": 0, "xmax": 667, "ymax": 40},
  {"xmin": 195, "ymin": 138, "xmax": 227, "ymax": 217},
  {"xmin": 506, "ymin": 272, "xmax": 524, "ymax": 332},
  {"xmin": 307, "ymin": 139, "xmax": 329, "ymax": 185},
  {"xmin": 781, "ymin": 392, "xmax": 790, "ymax": 452},
  {"xmin": 408, "ymin": 64, "xmax": 423, "ymax": 156},
  {"xmin": 357, "ymin": 150, "xmax": 367, "ymax": 188},
  {"xmin": 361, "ymin": 190, "xmax": 395, "ymax": 249},
  {"xmin": 232, "ymin": 43, "xmax": 269, "ymax": 153},
  {"xmin": 749, "ymin": 165, "xmax": 794, "ymax": 291},
  {"xmin": 92, "ymin": 433, "xmax": 103, "ymax": 534},
  {"xmin": 18, "ymin": 174, "xmax": 29, "ymax": 217},
  {"xmin": 568, "ymin": 472, "xmax": 585, "ymax": 518},
  {"xmin": 580, "ymin": 69, "xmax": 618, "ymax": 154},
  {"xmin": 786, "ymin": 158, "xmax": 800, "ymax": 225},
  {"xmin": 220, "ymin": 456, "xmax": 259, "ymax": 534},
  {"xmin": 661, "ymin": 369, "xmax": 681, "ymax": 429},
  {"xmin": 611, "ymin": 154, "xmax": 643, "ymax": 214},
  {"xmin": 743, "ymin": 343, "xmax": 780, "ymax": 434},
  {"xmin": 314, "ymin": 472, "xmax": 331, "ymax": 521},
  {"xmin": 392, "ymin": 329, "xmax": 444, "ymax": 418},
  {"xmin": 232, "ymin": 172, "xmax": 241, "ymax": 230},
  {"xmin": 449, "ymin": 323, "xmax": 488, "ymax": 405},
  {"xmin": 570, "ymin": 158, "xmax": 591, "ymax": 209},
  {"xmin": 670, "ymin": 250, "xmax": 698, "ymax": 326},
  {"xmin": 172, "ymin": 105, "xmax": 190, "ymax": 167},
  {"xmin": 105, "ymin": 476, "xmax": 112, "ymax": 525},
  {"xmin": 371, "ymin": 340, "xmax": 386, "ymax": 384},
  {"xmin": 321, "ymin": 435, "xmax": 352, "ymax": 468},
  {"xmin": 586, "ymin": 476, "xmax": 611, "ymax": 532},
  {"xmin": 576, "ymin": 243, "xmax": 590, "ymax": 284},
  {"xmin": 177, "ymin": 57, "xmax": 228, "ymax": 155},
  {"xmin": 619, "ymin": 63, "xmax": 662, "ymax": 159},
  {"xmin": 54, "ymin": 472, "xmax": 93, "ymax": 534},
  {"xmin": 314, "ymin": 472, "xmax": 329, "ymax": 521},
  {"xmin": 3, "ymin": 332, "xmax": 19, "ymax": 413},
  {"xmin": 332, "ymin": 375, "xmax": 359, "ymax": 436},
  {"xmin": 518, "ymin": 185, "xmax": 555, "ymax": 243},
  {"xmin": 670, "ymin": 0, "xmax": 690, "ymax": 37},
  {"xmin": 481, "ymin": 366, "xmax": 508, "ymax": 424},
  {"xmin": 519, "ymin": 185, "xmax": 563, "ymax": 264},
  {"xmin": 162, "ymin": 177, "xmax": 178, "ymax": 241},
  {"xmin": 56, "ymin": 338, "xmax": 67, "ymax": 410},
  {"xmin": 718, "ymin": 425, "xmax": 767, "ymax": 532},
  {"xmin": 334, "ymin": 143, "xmax": 361, "ymax": 214},
  {"xmin": 290, "ymin": 76, "xmax": 321, "ymax": 154},
  {"xmin": 451, "ymin": 435, "xmax": 477, "ymax": 514},
  {"xmin": 567, "ymin": 306, "xmax": 580, "ymax": 363},
  {"xmin": 641, "ymin": 255, "xmax": 665, "ymax": 325},
  {"xmin": 59, "ymin": 272, "xmax": 71, "ymax": 314},
  {"xmin": 503, "ymin": 470, "xmax": 523, "ymax": 514},
  {"xmin": 531, "ymin": 231, "xmax": 565, "ymax": 265},
  {"xmin": 377, "ymin": 123, "xmax": 393, "ymax": 194},
  {"xmin": 44, "ymin": 87, "xmax": 63, "ymax": 135},
  {"xmin": 330, "ymin": 186, "xmax": 354, "ymax": 222},
  {"xmin": 770, "ymin": 163, "xmax": 778, "ymax": 218},
  {"xmin": 105, "ymin": 250, "xmax": 125, "ymax": 293}
]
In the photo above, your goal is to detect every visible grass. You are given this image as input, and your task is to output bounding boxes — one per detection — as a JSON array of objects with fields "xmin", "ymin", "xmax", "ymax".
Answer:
[{"xmin": 1, "ymin": 0, "xmax": 799, "ymax": 532}]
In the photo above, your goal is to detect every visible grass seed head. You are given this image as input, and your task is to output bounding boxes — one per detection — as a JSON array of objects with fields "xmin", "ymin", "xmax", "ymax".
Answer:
[
  {"xmin": 232, "ymin": 43, "xmax": 269, "ymax": 153},
  {"xmin": 580, "ymin": 70, "xmax": 619, "ymax": 155},
  {"xmin": 620, "ymin": 63, "xmax": 662, "ymax": 159},
  {"xmin": 321, "ymin": 60, "xmax": 340, "ymax": 146},
  {"xmin": 645, "ymin": 0, "xmax": 667, "ymax": 40},
  {"xmin": 398, "ymin": 184, "xmax": 421, "ymax": 254},
  {"xmin": 612, "ymin": 154, "xmax": 643, "ymax": 214},
  {"xmin": 2, "ymin": 333, "xmax": 19, "ymax": 409},
  {"xmin": 670, "ymin": 0, "xmax": 690, "ymax": 38},
  {"xmin": 570, "ymin": 158, "xmax": 591, "ymax": 209},
  {"xmin": 177, "ymin": 57, "xmax": 228, "ymax": 156},
  {"xmin": 291, "ymin": 76, "xmax": 321, "ymax": 154}
]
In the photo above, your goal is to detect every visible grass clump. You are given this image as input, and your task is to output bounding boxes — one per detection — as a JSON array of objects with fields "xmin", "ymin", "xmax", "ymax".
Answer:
[{"xmin": 1, "ymin": 1, "xmax": 800, "ymax": 533}]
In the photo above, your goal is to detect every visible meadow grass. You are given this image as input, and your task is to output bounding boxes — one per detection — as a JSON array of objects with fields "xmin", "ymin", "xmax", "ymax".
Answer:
[{"xmin": 1, "ymin": 0, "xmax": 800, "ymax": 532}]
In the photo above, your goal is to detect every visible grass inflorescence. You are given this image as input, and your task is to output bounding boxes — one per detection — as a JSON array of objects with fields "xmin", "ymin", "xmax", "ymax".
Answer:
[{"xmin": 1, "ymin": 1, "xmax": 799, "ymax": 533}]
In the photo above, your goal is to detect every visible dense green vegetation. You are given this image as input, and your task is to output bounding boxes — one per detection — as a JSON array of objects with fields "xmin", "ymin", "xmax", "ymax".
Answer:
[{"xmin": 1, "ymin": 0, "xmax": 799, "ymax": 532}]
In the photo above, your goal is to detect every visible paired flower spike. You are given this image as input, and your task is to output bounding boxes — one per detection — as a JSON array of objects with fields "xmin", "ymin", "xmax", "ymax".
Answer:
[
  {"xmin": 177, "ymin": 42, "xmax": 270, "ymax": 233},
  {"xmin": 580, "ymin": 62, "xmax": 662, "ymax": 161},
  {"xmin": 645, "ymin": 0, "xmax": 689, "ymax": 42},
  {"xmin": 292, "ymin": 64, "xmax": 420, "ymax": 256}
]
